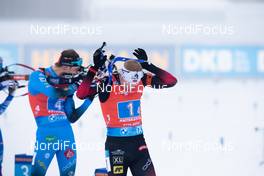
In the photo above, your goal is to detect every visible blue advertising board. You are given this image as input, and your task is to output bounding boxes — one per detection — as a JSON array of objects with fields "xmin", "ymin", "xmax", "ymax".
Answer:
[{"xmin": 179, "ymin": 45, "xmax": 264, "ymax": 78}]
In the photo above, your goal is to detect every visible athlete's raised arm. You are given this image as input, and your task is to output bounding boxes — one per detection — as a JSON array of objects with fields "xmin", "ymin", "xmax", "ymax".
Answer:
[
  {"xmin": 77, "ymin": 46, "xmax": 107, "ymax": 99},
  {"xmin": 133, "ymin": 48, "xmax": 177, "ymax": 88},
  {"xmin": 28, "ymin": 71, "xmax": 75, "ymax": 98}
]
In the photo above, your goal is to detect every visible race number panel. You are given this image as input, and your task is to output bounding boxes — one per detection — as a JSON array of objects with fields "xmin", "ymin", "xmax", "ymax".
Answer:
[
  {"xmin": 117, "ymin": 100, "xmax": 141, "ymax": 119},
  {"xmin": 47, "ymin": 98, "xmax": 64, "ymax": 112},
  {"xmin": 14, "ymin": 154, "xmax": 33, "ymax": 176}
]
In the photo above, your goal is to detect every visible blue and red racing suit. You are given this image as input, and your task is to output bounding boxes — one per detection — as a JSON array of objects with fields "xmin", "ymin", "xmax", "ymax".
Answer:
[
  {"xmin": 0, "ymin": 81, "xmax": 14, "ymax": 176},
  {"xmin": 77, "ymin": 63, "xmax": 177, "ymax": 176},
  {"xmin": 28, "ymin": 67, "xmax": 92, "ymax": 176}
]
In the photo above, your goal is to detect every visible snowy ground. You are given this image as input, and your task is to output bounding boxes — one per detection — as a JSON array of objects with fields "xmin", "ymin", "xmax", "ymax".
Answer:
[{"xmin": 0, "ymin": 80, "xmax": 264, "ymax": 176}]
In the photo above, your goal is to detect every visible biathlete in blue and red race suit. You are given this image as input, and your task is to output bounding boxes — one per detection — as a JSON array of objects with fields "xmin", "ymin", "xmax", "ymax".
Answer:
[
  {"xmin": 76, "ymin": 47, "xmax": 177, "ymax": 176},
  {"xmin": 0, "ymin": 57, "xmax": 17, "ymax": 176},
  {"xmin": 28, "ymin": 49, "xmax": 93, "ymax": 176}
]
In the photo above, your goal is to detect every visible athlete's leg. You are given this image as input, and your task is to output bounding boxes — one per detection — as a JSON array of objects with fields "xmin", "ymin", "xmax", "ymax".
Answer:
[
  {"xmin": 0, "ymin": 130, "xmax": 3, "ymax": 176},
  {"xmin": 31, "ymin": 127, "xmax": 56, "ymax": 176},
  {"xmin": 105, "ymin": 138, "xmax": 129, "ymax": 176},
  {"xmin": 56, "ymin": 147, "xmax": 76, "ymax": 176},
  {"xmin": 56, "ymin": 126, "xmax": 76, "ymax": 176},
  {"xmin": 129, "ymin": 140, "xmax": 156, "ymax": 176}
]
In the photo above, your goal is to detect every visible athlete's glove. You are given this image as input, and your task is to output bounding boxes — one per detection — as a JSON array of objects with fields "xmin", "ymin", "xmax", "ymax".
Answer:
[
  {"xmin": 133, "ymin": 48, "xmax": 150, "ymax": 68},
  {"xmin": 93, "ymin": 43, "xmax": 107, "ymax": 70},
  {"xmin": 7, "ymin": 80, "xmax": 17, "ymax": 96},
  {"xmin": 8, "ymin": 86, "xmax": 16, "ymax": 96}
]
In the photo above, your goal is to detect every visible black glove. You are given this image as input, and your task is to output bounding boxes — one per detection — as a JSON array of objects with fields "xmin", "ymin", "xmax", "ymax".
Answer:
[
  {"xmin": 133, "ymin": 48, "xmax": 148, "ymax": 61},
  {"xmin": 8, "ymin": 81, "xmax": 17, "ymax": 96},
  {"xmin": 133, "ymin": 48, "xmax": 150, "ymax": 68},
  {"xmin": 93, "ymin": 44, "xmax": 107, "ymax": 70}
]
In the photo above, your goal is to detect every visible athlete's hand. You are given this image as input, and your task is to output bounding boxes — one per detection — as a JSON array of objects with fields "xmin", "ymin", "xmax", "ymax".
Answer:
[
  {"xmin": 133, "ymin": 48, "xmax": 148, "ymax": 61},
  {"xmin": 133, "ymin": 48, "xmax": 150, "ymax": 68},
  {"xmin": 93, "ymin": 44, "xmax": 107, "ymax": 70},
  {"xmin": 8, "ymin": 80, "xmax": 17, "ymax": 96}
]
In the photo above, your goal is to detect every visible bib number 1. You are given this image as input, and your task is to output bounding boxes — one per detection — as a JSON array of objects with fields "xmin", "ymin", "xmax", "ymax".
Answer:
[{"xmin": 117, "ymin": 100, "xmax": 141, "ymax": 119}]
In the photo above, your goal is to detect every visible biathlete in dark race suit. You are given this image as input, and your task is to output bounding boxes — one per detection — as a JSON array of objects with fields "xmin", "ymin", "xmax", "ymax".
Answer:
[{"xmin": 76, "ymin": 47, "xmax": 177, "ymax": 176}]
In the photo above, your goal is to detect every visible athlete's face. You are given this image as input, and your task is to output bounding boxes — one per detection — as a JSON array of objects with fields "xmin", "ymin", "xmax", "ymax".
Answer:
[
  {"xmin": 119, "ymin": 69, "xmax": 143, "ymax": 87},
  {"xmin": 60, "ymin": 66, "xmax": 80, "ymax": 76}
]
